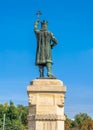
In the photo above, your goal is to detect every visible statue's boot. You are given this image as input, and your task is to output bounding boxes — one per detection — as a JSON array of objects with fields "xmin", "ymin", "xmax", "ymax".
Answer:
[
  {"xmin": 39, "ymin": 66, "xmax": 44, "ymax": 77},
  {"xmin": 46, "ymin": 63, "xmax": 56, "ymax": 78}
]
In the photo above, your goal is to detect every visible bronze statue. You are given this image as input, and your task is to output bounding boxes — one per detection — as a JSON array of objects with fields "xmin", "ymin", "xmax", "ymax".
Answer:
[{"xmin": 34, "ymin": 11, "xmax": 58, "ymax": 78}]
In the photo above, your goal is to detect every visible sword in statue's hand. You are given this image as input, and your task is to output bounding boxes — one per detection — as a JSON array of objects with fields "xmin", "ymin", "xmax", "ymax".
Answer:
[{"xmin": 36, "ymin": 11, "xmax": 42, "ymax": 23}]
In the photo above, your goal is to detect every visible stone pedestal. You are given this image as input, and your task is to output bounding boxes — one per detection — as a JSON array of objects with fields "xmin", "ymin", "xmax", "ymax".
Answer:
[{"xmin": 27, "ymin": 79, "xmax": 66, "ymax": 130}]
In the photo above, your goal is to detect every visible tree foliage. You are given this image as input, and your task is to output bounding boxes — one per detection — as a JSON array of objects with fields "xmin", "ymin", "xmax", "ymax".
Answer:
[
  {"xmin": 65, "ymin": 117, "xmax": 73, "ymax": 130},
  {"xmin": 81, "ymin": 118, "xmax": 93, "ymax": 130},
  {"xmin": 0, "ymin": 101, "xmax": 28, "ymax": 130},
  {"xmin": 65, "ymin": 113, "xmax": 93, "ymax": 130}
]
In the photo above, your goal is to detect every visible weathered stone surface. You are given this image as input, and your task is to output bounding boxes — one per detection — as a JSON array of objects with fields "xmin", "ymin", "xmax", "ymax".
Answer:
[
  {"xmin": 27, "ymin": 79, "xmax": 66, "ymax": 130},
  {"xmin": 27, "ymin": 79, "xmax": 66, "ymax": 92},
  {"xmin": 28, "ymin": 114, "xmax": 66, "ymax": 121}
]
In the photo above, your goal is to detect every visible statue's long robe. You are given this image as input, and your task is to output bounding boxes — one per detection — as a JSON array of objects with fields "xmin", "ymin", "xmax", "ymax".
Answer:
[{"xmin": 34, "ymin": 21, "xmax": 58, "ymax": 66}]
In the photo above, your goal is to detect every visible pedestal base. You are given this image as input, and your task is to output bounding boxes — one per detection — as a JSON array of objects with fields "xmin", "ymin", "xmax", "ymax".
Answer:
[{"xmin": 27, "ymin": 79, "xmax": 66, "ymax": 130}]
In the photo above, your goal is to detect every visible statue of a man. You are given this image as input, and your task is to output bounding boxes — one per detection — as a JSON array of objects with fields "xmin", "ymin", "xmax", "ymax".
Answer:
[{"xmin": 34, "ymin": 20, "xmax": 58, "ymax": 78}]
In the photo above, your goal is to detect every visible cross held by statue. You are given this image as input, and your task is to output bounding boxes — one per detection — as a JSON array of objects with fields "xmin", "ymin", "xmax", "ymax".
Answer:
[{"xmin": 36, "ymin": 11, "xmax": 42, "ymax": 20}]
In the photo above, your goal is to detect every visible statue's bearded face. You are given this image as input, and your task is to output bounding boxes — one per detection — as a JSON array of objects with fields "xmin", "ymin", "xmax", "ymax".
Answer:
[{"xmin": 41, "ymin": 24, "xmax": 48, "ymax": 31}]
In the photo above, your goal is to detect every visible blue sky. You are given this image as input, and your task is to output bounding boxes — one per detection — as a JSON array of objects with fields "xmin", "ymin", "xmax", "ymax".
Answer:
[{"xmin": 0, "ymin": 0, "xmax": 93, "ymax": 119}]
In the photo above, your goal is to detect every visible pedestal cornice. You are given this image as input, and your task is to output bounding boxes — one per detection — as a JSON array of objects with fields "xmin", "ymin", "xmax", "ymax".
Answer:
[{"xmin": 27, "ymin": 79, "xmax": 66, "ymax": 93}]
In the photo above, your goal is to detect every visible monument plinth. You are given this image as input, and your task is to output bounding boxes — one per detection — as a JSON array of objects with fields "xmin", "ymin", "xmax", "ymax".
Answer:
[{"xmin": 27, "ymin": 79, "xmax": 66, "ymax": 130}]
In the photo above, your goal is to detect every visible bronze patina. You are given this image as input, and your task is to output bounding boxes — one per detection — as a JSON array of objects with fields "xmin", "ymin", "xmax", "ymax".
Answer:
[{"xmin": 34, "ymin": 11, "xmax": 58, "ymax": 78}]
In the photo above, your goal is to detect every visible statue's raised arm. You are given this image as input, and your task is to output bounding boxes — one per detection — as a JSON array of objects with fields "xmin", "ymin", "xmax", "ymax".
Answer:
[{"xmin": 34, "ymin": 20, "xmax": 40, "ymax": 32}]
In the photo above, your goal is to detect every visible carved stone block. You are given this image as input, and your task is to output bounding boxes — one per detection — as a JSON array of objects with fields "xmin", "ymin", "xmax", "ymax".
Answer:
[{"xmin": 27, "ymin": 79, "xmax": 66, "ymax": 130}]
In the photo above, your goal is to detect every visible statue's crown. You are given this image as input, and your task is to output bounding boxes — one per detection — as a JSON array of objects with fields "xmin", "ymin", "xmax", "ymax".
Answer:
[{"xmin": 41, "ymin": 20, "xmax": 48, "ymax": 26}]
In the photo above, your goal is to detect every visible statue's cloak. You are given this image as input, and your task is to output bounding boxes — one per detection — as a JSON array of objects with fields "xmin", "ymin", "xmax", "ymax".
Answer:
[{"xmin": 35, "ymin": 30, "xmax": 57, "ymax": 66}]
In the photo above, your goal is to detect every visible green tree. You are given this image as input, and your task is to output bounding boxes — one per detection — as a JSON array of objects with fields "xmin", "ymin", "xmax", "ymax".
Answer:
[
  {"xmin": 72, "ymin": 113, "xmax": 91, "ymax": 130},
  {"xmin": 0, "ymin": 101, "xmax": 28, "ymax": 130},
  {"xmin": 6, "ymin": 101, "xmax": 19, "ymax": 120},
  {"xmin": 0, "ymin": 103, "xmax": 8, "ymax": 130},
  {"xmin": 17, "ymin": 104, "xmax": 28, "ymax": 129}
]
